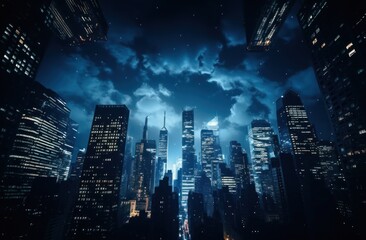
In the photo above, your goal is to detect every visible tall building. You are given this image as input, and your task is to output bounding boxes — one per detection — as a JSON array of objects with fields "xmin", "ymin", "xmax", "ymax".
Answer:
[
  {"xmin": 298, "ymin": 0, "xmax": 366, "ymax": 234},
  {"xmin": 69, "ymin": 148, "xmax": 86, "ymax": 181},
  {"xmin": 248, "ymin": 119, "xmax": 279, "ymax": 221},
  {"xmin": 155, "ymin": 111, "xmax": 168, "ymax": 188},
  {"xmin": 44, "ymin": 0, "xmax": 108, "ymax": 45},
  {"xmin": 187, "ymin": 192, "xmax": 205, "ymax": 239},
  {"xmin": 181, "ymin": 109, "xmax": 195, "ymax": 213},
  {"xmin": 248, "ymin": 120, "xmax": 275, "ymax": 196},
  {"xmin": 229, "ymin": 141, "xmax": 250, "ymax": 194},
  {"xmin": 219, "ymin": 164, "xmax": 236, "ymax": 195},
  {"xmin": 120, "ymin": 136, "xmax": 134, "ymax": 199},
  {"xmin": 133, "ymin": 116, "xmax": 157, "ymax": 213},
  {"xmin": 0, "ymin": 0, "xmax": 51, "ymax": 79},
  {"xmin": 151, "ymin": 177, "xmax": 179, "ymax": 240},
  {"xmin": 70, "ymin": 105, "xmax": 129, "ymax": 239},
  {"xmin": 206, "ymin": 116, "xmax": 224, "ymax": 189},
  {"xmin": 59, "ymin": 119, "xmax": 78, "ymax": 181},
  {"xmin": 0, "ymin": 80, "xmax": 71, "ymax": 200},
  {"xmin": 244, "ymin": 0, "xmax": 295, "ymax": 51},
  {"xmin": 276, "ymin": 90, "xmax": 319, "ymax": 183},
  {"xmin": 201, "ymin": 129, "xmax": 215, "ymax": 183}
]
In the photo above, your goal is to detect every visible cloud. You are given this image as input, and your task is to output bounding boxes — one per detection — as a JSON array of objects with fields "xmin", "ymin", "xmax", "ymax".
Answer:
[
  {"xmin": 286, "ymin": 67, "xmax": 321, "ymax": 103},
  {"xmin": 133, "ymin": 83, "xmax": 158, "ymax": 97},
  {"xmin": 159, "ymin": 84, "xmax": 172, "ymax": 97},
  {"xmin": 132, "ymin": 83, "xmax": 180, "ymax": 131},
  {"xmin": 105, "ymin": 43, "xmax": 136, "ymax": 66}
]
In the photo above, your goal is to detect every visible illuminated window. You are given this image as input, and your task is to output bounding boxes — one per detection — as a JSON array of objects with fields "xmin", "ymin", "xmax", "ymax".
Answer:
[{"xmin": 348, "ymin": 49, "xmax": 356, "ymax": 57}]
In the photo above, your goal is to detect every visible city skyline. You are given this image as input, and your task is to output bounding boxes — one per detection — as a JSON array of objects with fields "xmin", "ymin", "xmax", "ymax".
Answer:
[
  {"xmin": 35, "ymin": 0, "xmax": 334, "ymax": 170},
  {"xmin": 1, "ymin": 0, "xmax": 365, "ymax": 239}
]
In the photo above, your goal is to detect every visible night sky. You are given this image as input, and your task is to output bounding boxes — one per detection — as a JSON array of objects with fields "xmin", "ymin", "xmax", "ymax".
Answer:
[{"xmin": 37, "ymin": 0, "xmax": 333, "ymax": 169}]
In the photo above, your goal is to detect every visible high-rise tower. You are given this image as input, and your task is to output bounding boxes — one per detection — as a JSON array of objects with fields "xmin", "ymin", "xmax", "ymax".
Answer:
[
  {"xmin": 0, "ymin": 80, "xmax": 71, "ymax": 200},
  {"xmin": 155, "ymin": 112, "xmax": 168, "ymax": 188},
  {"xmin": 0, "ymin": 0, "xmax": 51, "ymax": 79},
  {"xmin": 201, "ymin": 129, "xmax": 215, "ymax": 183},
  {"xmin": 70, "ymin": 105, "xmax": 129, "ymax": 239},
  {"xmin": 298, "ymin": 0, "xmax": 366, "ymax": 234},
  {"xmin": 244, "ymin": 0, "xmax": 295, "ymax": 51},
  {"xmin": 181, "ymin": 109, "xmax": 195, "ymax": 213},
  {"xmin": 44, "ymin": 0, "xmax": 108, "ymax": 46},
  {"xmin": 133, "ymin": 116, "xmax": 157, "ymax": 213},
  {"xmin": 276, "ymin": 90, "xmax": 319, "ymax": 183}
]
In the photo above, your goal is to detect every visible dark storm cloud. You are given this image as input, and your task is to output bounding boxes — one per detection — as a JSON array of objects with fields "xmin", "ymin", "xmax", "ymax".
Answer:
[
  {"xmin": 215, "ymin": 44, "xmax": 247, "ymax": 69},
  {"xmin": 36, "ymin": 0, "xmax": 332, "ymax": 164}
]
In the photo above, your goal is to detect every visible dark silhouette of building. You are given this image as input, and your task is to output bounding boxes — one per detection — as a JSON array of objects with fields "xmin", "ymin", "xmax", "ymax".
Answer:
[
  {"xmin": 44, "ymin": 0, "xmax": 108, "ymax": 45},
  {"xmin": 195, "ymin": 171, "xmax": 214, "ymax": 217},
  {"xmin": 132, "ymin": 116, "xmax": 156, "ymax": 213},
  {"xmin": 120, "ymin": 136, "xmax": 134, "ymax": 199},
  {"xmin": 276, "ymin": 90, "xmax": 320, "ymax": 181},
  {"xmin": 164, "ymin": 169, "xmax": 173, "ymax": 187},
  {"xmin": 298, "ymin": 0, "xmax": 366, "ymax": 236},
  {"xmin": 69, "ymin": 148, "xmax": 86, "ymax": 181},
  {"xmin": 70, "ymin": 105, "xmax": 129, "ymax": 239},
  {"xmin": 229, "ymin": 141, "xmax": 250, "ymax": 195},
  {"xmin": 151, "ymin": 177, "xmax": 179, "ymax": 240},
  {"xmin": 188, "ymin": 191, "xmax": 205, "ymax": 240},
  {"xmin": 244, "ymin": 0, "xmax": 295, "ymax": 51}
]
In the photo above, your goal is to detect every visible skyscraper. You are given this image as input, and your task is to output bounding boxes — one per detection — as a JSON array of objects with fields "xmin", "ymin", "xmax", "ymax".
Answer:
[
  {"xmin": 44, "ymin": 0, "xmax": 108, "ymax": 45},
  {"xmin": 244, "ymin": 0, "xmax": 295, "ymax": 51},
  {"xmin": 59, "ymin": 119, "xmax": 78, "ymax": 181},
  {"xmin": 206, "ymin": 116, "xmax": 224, "ymax": 189},
  {"xmin": 151, "ymin": 177, "xmax": 179, "ymax": 240},
  {"xmin": 201, "ymin": 129, "xmax": 215, "ymax": 183},
  {"xmin": 298, "ymin": 0, "xmax": 366, "ymax": 234},
  {"xmin": 276, "ymin": 90, "xmax": 319, "ymax": 183},
  {"xmin": 229, "ymin": 141, "xmax": 250, "ymax": 194},
  {"xmin": 219, "ymin": 164, "xmax": 236, "ymax": 195},
  {"xmin": 181, "ymin": 109, "xmax": 195, "ymax": 213},
  {"xmin": 0, "ymin": 80, "xmax": 71, "ymax": 200},
  {"xmin": 70, "ymin": 105, "xmax": 129, "ymax": 239},
  {"xmin": 155, "ymin": 111, "xmax": 168, "ymax": 188},
  {"xmin": 0, "ymin": 0, "xmax": 51, "ymax": 79},
  {"xmin": 248, "ymin": 120, "xmax": 275, "ymax": 196},
  {"xmin": 133, "ymin": 116, "xmax": 157, "ymax": 213},
  {"xmin": 248, "ymin": 119, "xmax": 278, "ymax": 221},
  {"xmin": 69, "ymin": 148, "xmax": 86, "ymax": 181}
]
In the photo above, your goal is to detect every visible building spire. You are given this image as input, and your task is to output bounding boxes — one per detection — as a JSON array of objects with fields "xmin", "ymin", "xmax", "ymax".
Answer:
[{"xmin": 143, "ymin": 115, "xmax": 148, "ymax": 140}]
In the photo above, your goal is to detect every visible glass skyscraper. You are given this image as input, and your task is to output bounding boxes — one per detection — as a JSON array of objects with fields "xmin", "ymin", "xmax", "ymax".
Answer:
[
  {"xmin": 155, "ymin": 112, "xmax": 168, "ymax": 188},
  {"xmin": 201, "ymin": 129, "xmax": 215, "ymax": 184},
  {"xmin": 0, "ymin": 80, "xmax": 71, "ymax": 200},
  {"xmin": 181, "ymin": 109, "xmax": 195, "ymax": 213}
]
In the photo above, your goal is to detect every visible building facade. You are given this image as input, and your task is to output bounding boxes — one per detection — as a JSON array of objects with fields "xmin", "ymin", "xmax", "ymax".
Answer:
[
  {"xmin": 70, "ymin": 105, "xmax": 129, "ymax": 239},
  {"xmin": 298, "ymin": 0, "xmax": 366, "ymax": 234},
  {"xmin": 181, "ymin": 109, "xmax": 195, "ymax": 213}
]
